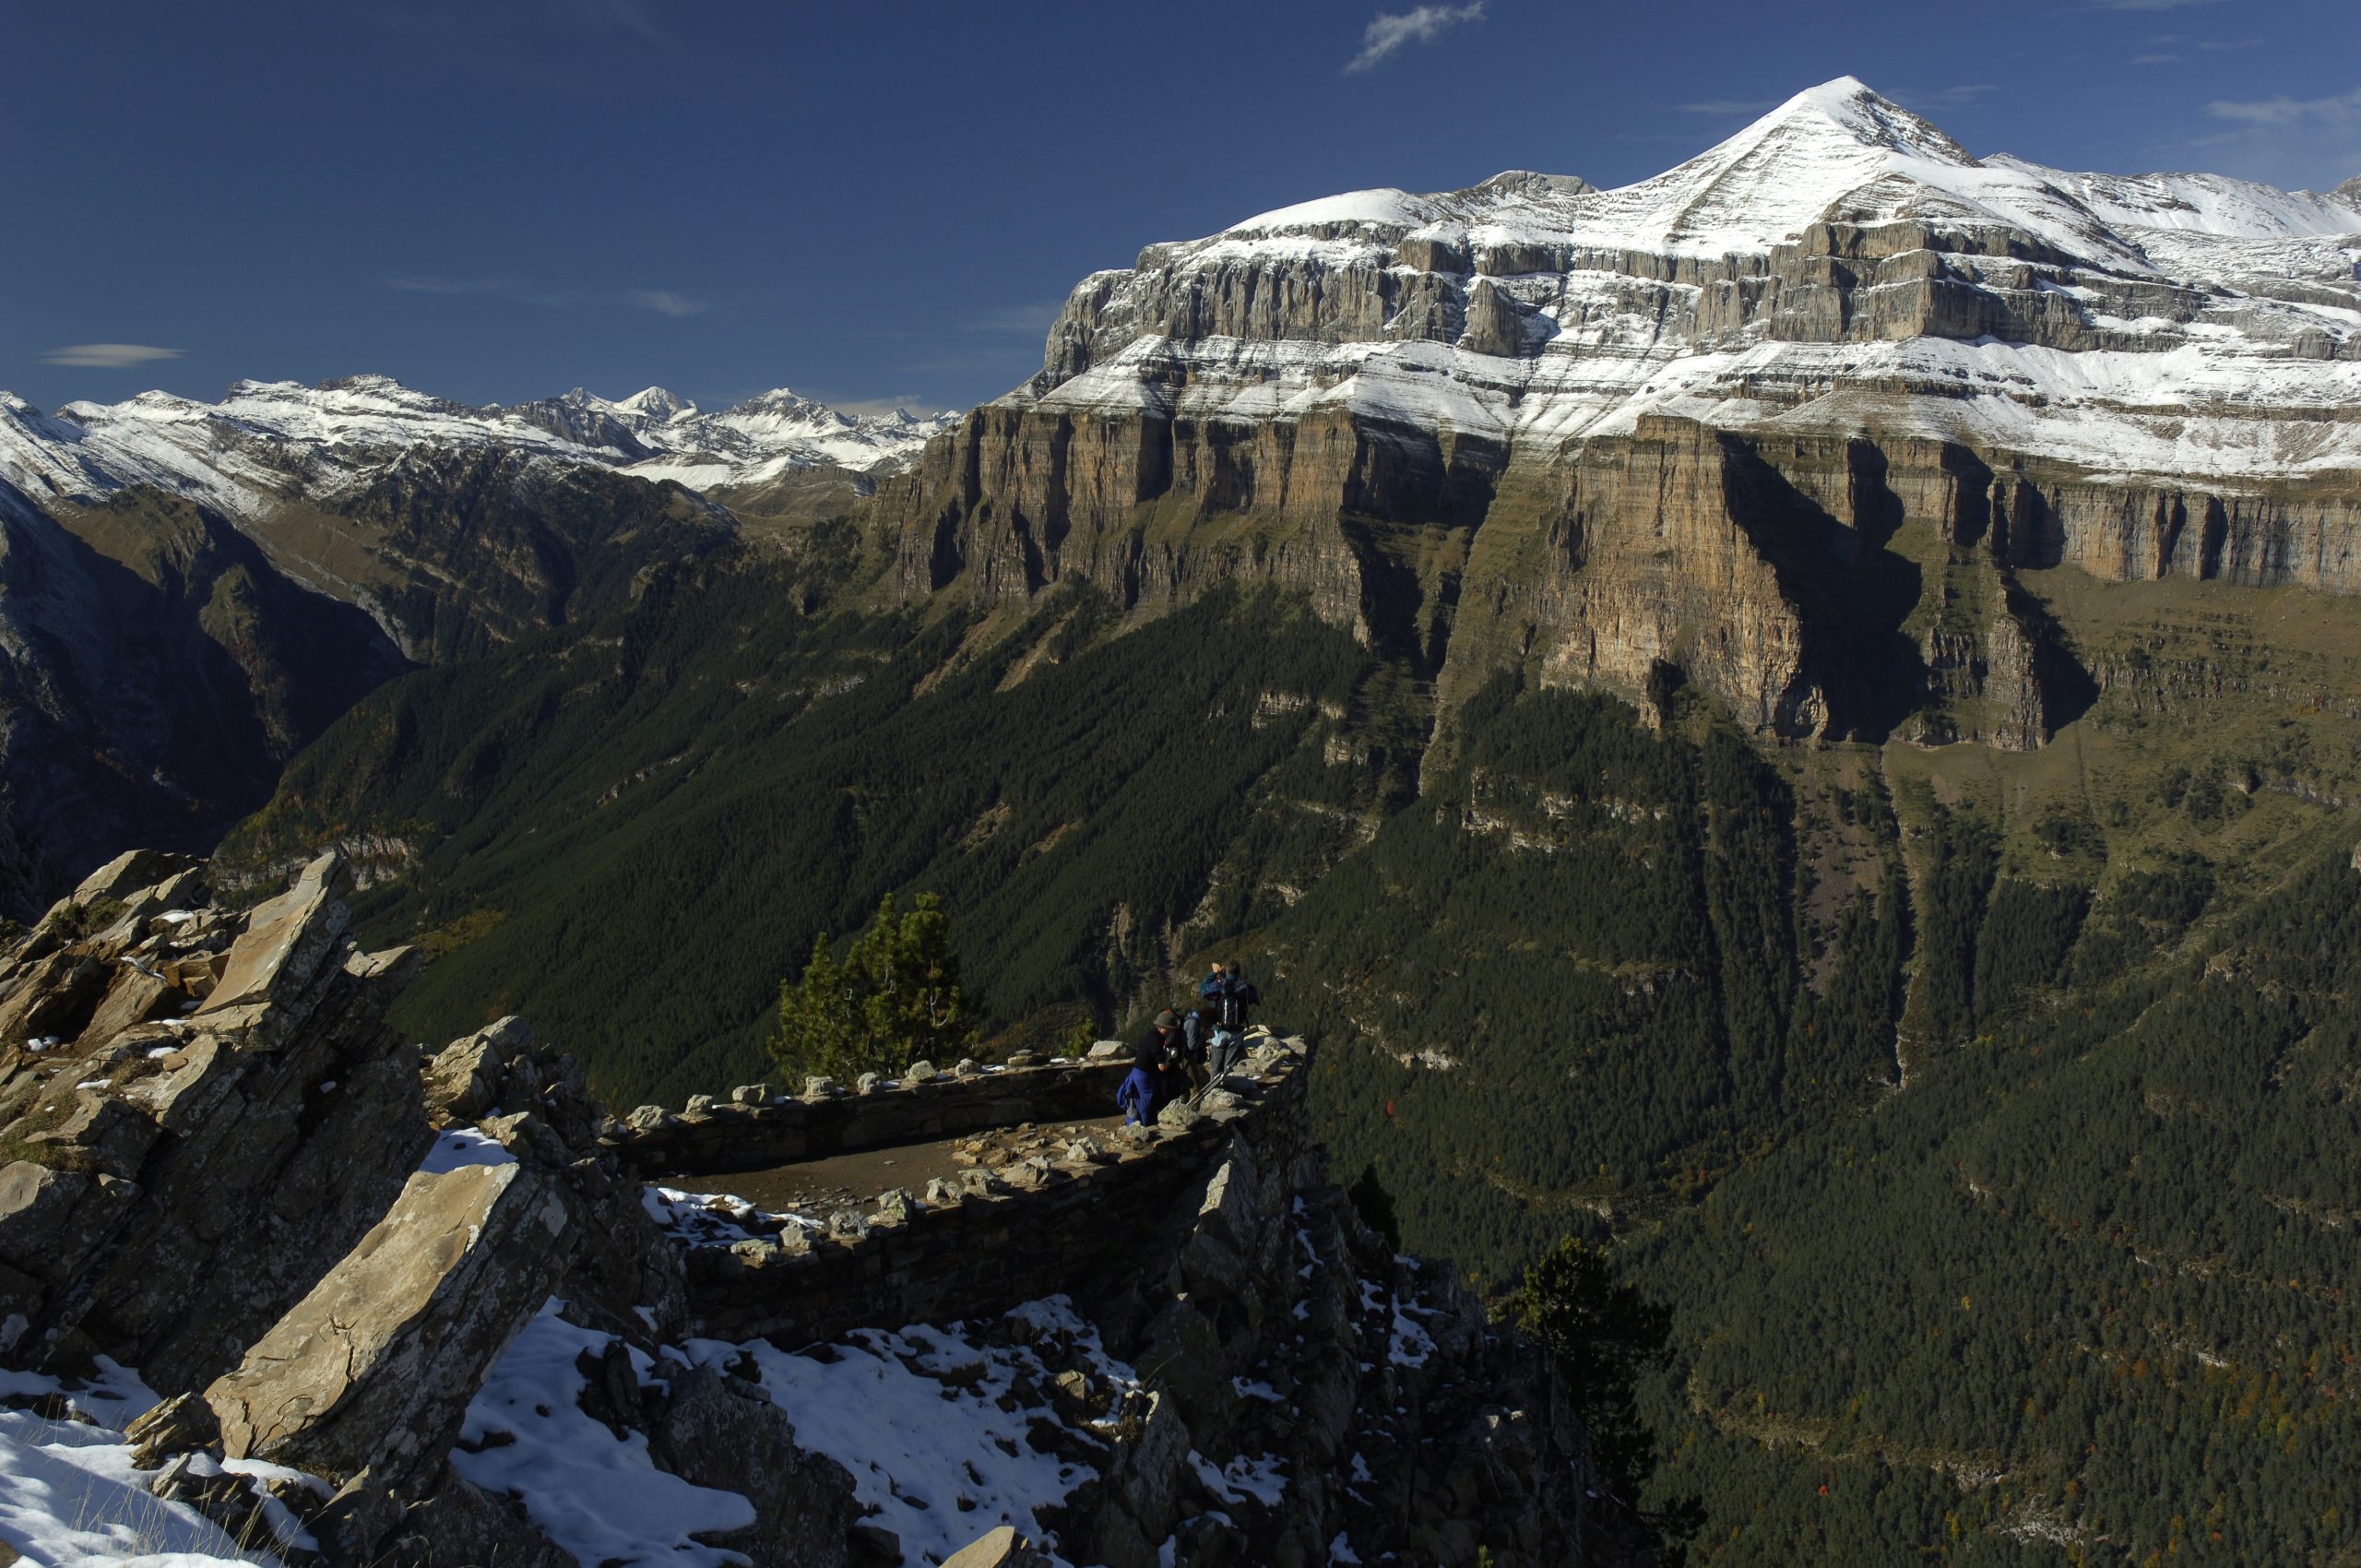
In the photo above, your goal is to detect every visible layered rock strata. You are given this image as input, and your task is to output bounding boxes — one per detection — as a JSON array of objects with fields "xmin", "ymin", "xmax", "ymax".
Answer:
[{"xmin": 874, "ymin": 78, "xmax": 2361, "ymax": 750}]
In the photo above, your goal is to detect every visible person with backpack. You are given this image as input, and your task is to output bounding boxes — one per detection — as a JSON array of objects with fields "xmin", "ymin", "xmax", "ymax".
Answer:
[{"xmin": 1206, "ymin": 961, "xmax": 1261, "ymax": 1078}]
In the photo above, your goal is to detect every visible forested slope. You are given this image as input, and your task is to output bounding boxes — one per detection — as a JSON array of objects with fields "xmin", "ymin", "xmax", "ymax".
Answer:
[{"xmin": 221, "ymin": 536, "xmax": 2361, "ymax": 1562}]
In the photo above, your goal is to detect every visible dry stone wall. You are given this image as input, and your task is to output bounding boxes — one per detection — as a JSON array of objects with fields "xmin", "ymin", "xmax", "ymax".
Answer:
[
  {"xmin": 609, "ymin": 1057, "xmax": 1133, "ymax": 1175},
  {"xmin": 666, "ymin": 1051, "xmax": 1308, "ymax": 1348}
]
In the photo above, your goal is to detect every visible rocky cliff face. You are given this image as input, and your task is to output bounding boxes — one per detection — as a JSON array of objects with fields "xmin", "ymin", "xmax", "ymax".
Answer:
[
  {"xmin": 0, "ymin": 493, "xmax": 408, "ymax": 923},
  {"xmin": 0, "ymin": 386, "xmax": 749, "ymax": 916},
  {"xmin": 874, "ymin": 77, "xmax": 2361, "ymax": 750},
  {"xmin": 0, "ymin": 853, "xmax": 1631, "ymax": 1568}
]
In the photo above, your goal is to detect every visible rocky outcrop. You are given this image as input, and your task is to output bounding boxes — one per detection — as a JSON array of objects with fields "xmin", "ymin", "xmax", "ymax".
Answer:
[
  {"xmin": 0, "ymin": 850, "xmax": 432, "ymax": 1394},
  {"xmin": 206, "ymin": 1159, "xmax": 571, "ymax": 1500},
  {"xmin": 647, "ymin": 1037, "xmax": 1626, "ymax": 1565},
  {"xmin": 0, "ymin": 851, "xmax": 1627, "ymax": 1567}
]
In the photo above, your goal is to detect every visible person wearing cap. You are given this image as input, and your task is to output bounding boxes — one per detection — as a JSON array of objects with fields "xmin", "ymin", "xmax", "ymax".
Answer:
[{"xmin": 1127, "ymin": 1007, "xmax": 1189, "ymax": 1117}]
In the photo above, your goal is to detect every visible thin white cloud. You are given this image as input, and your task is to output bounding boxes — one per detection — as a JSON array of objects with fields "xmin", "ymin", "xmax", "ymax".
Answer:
[
  {"xmin": 2183, "ymin": 85, "xmax": 2361, "ymax": 191},
  {"xmin": 1911, "ymin": 83, "xmax": 2000, "ymax": 110},
  {"xmin": 2091, "ymin": 0, "xmax": 2225, "ymax": 9},
  {"xmin": 41, "ymin": 343, "xmax": 183, "ymax": 369},
  {"xmin": 624, "ymin": 290, "xmax": 705, "ymax": 318},
  {"xmin": 2205, "ymin": 85, "xmax": 2361, "ymax": 127},
  {"xmin": 1345, "ymin": 3, "xmax": 1485, "ymax": 74},
  {"xmin": 965, "ymin": 301, "xmax": 1064, "ymax": 335},
  {"xmin": 385, "ymin": 274, "xmax": 512, "ymax": 296},
  {"xmin": 1679, "ymin": 99, "xmax": 1777, "ymax": 115},
  {"xmin": 383, "ymin": 275, "xmax": 706, "ymax": 317}
]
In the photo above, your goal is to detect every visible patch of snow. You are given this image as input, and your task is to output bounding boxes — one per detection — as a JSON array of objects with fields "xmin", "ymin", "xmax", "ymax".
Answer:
[
  {"xmin": 418, "ymin": 1127, "xmax": 516, "ymax": 1174},
  {"xmin": 693, "ymin": 1295, "xmax": 1138, "ymax": 1568},
  {"xmin": 0, "ymin": 1360, "xmax": 276, "ymax": 1568},
  {"xmin": 1388, "ymin": 1302, "xmax": 1437, "ymax": 1370},
  {"xmin": 1329, "ymin": 1531, "xmax": 1364, "ymax": 1565},
  {"xmin": 639, "ymin": 1185, "xmax": 818, "ymax": 1250},
  {"xmin": 452, "ymin": 1303, "xmax": 754, "ymax": 1568}
]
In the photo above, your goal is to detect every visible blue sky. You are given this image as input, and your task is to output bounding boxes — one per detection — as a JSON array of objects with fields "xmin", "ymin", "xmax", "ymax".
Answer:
[{"xmin": 6, "ymin": 0, "xmax": 2355, "ymax": 417}]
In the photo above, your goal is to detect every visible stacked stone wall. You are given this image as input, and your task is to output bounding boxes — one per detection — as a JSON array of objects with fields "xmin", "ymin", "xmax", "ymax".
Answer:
[
  {"xmin": 657, "ymin": 1051, "xmax": 1310, "ymax": 1347},
  {"xmin": 605, "ymin": 1059, "xmax": 1134, "ymax": 1176}
]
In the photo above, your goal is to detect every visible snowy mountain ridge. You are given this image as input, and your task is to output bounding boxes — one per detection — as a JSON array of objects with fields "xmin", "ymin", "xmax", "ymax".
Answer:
[
  {"xmin": 0, "ymin": 373, "xmax": 953, "ymax": 523},
  {"xmin": 1023, "ymin": 77, "xmax": 2361, "ymax": 488}
]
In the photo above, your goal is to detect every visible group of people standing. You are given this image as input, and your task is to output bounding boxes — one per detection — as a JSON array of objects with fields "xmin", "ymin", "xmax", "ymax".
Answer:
[{"xmin": 1117, "ymin": 959, "xmax": 1261, "ymax": 1124}]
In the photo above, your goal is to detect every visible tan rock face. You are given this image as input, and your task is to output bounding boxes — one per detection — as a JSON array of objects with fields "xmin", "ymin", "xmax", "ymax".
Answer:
[{"xmin": 206, "ymin": 1159, "xmax": 570, "ymax": 1488}]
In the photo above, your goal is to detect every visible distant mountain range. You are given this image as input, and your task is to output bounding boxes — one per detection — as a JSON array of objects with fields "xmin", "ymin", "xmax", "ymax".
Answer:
[
  {"xmin": 3, "ymin": 75, "xmax": 2358, "ymax": 919},
  {"xmin": 0, "ymin": 375, "xmax": 953, "ymax": 524}
]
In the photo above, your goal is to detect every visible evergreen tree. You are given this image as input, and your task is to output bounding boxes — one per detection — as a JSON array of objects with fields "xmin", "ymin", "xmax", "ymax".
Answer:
[
  {"xmin": 767, "ymin": 891, "xmax": 976, "ymax": 1080},
  {"xmin": 1513, "ymin": 1236, "xmax": 1672, "ymax": 1503}
]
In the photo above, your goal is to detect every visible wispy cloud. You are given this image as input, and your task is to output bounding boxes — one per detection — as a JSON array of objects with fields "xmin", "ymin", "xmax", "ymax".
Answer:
[
  {"xmin": 2130, "ymin": 31, "xmax": 2265, "ymax": 62},
  {"xmin": 1345, "ymin": 3, "xmax": 1485, "ymax": 74},
  {"xmin": 623, "ymin": 290, "xmax": 705, "ymax": 318},
  {"xmin": 385, "ymin": 274, "xmax": 511, "ymax": 297},
  {"xmin": 41, "ymin": 343, "xmax": 183, "ymax": 369},
  {"xmin": 384, "ymin": 275, "xmax": 706, "ymax": 316},
  {"xmin": 1913, "ymin": 83, "xmax": 2000, "ymax": 110},
  {"xmin": 2181, "ymin": 84, "xmax": 2361, "ymax": 190},
  {"xmin": 2091, "ymin": 0, "xmax": 2225, "ymax": 9},
  {"xmin": 2205, "ymin": 85, "xmax": 2361, "ymax": 127},
  {"xmin": 1679, "ymin": 99, "xmax": 1776, "ymax": 115},
  {"xmin": 827, "ymin": 395, "xmax": 952, "ymax": 421},
  {"xmin": 965, "ymin": 301, "xmax": 1064, "ymax": 335}
]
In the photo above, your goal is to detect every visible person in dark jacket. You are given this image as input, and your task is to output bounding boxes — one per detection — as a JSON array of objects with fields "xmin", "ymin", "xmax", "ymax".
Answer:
[
  {"xmin": 1121, "ymin": 1008, "xmax": 1188, "ymax": 1119},
  {"xmin": 1206, "ymin": 961, "xmax": 1260, "ymax": 1078}
]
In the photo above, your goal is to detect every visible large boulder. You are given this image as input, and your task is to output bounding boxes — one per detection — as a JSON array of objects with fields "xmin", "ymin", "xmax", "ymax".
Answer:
[
  {"xmin": 421, "ymin": 1016, "xmax": 532, "ymax": 1123},
  {"xmin": 205, "ymin": 1158, "xmax": 572, "ymax": 1500},
  {"xmin": 195, "ymin": 851, "xmax": 350, "ymax": 1028}
]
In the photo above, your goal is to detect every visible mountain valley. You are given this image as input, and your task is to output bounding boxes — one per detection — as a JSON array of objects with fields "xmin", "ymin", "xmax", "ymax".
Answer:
[{"xmin": 6, "ymin": 76, "xmax": 2361, "ymax": 1564}]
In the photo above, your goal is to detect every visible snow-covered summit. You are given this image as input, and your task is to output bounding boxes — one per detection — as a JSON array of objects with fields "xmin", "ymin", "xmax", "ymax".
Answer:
[
  {"xmin": 1025, "ymin": 76, "xmax": 2361, "ymax": 486},
  {"xmin": 0, "ymin": 374, "xmax": 955, "ymax": 521},
  {"xmin": 1205, "ymin": 77, "xmax": 2361, "ymax": 270}
]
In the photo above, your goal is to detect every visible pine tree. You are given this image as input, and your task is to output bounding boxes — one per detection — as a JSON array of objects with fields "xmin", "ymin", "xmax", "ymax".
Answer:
[{"xmin": 766, "ymin": 892, "xmax": 977, "ymax": 1082}]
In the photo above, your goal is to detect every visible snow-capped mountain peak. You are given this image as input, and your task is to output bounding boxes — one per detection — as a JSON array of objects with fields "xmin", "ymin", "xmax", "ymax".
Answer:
[
  {"xmin": 611, "ymin": 386, "xmax": 698, "ymax": 422},
  {"xmin": 0, "ymin": 374, "xmax": 955, "ymax": 521}
]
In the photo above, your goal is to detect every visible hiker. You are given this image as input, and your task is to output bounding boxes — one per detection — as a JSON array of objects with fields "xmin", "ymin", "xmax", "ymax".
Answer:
[
  {"xmin": 1119, "ymin": 1015, "xmax": 1177, "ymax": 1125},
  {"xmin": 1125, "ymin": 1008, "xmax": 1190, "ymax": 1118},
  {"xmin": 1207, "ymin": 961, "xmax": 1261, "ymax": 1078}
]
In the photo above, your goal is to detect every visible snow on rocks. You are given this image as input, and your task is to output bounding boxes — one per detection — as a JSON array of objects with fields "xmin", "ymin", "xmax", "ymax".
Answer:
[
  {"xmin": 0, "ymin": 1360, "xmax": 289, "ymax": 1568},
  {"xmin": 417, "ymin": 1125, "xmax": 516, "ymax": 1174},
  {"xmin": 1021, "ymin": 76, "xmax": 2361, "ymax": 489},
  {"xmin": 0, "ymin": 374, "xmax": 952, "ymax": 524},
  {"xmin": 451, "ymin": 1304, "xmax": 757, "ymax": 1568},
  {"xmin": 687, "ymin": 1295, "xmax": 1144, "ymax": 1568}
]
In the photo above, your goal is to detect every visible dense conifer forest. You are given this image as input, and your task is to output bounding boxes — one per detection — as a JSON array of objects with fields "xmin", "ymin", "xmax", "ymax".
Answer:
[{"xmin": 227, "ymin": 556, "xmax": 2361, "ymax": 1564}]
